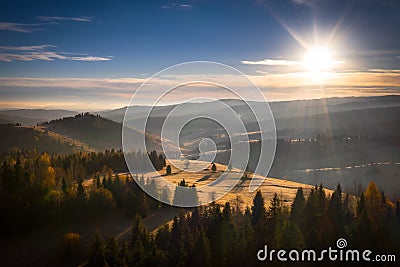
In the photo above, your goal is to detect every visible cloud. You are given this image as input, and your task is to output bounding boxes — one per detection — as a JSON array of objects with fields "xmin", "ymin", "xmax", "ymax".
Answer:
[
  {"xmin": 0, "ymin": 45, "xmax": 112, "ymax": 62},
  {"xmin": 162, "ymin": 3, "xmax": 192, "ymax": 9},
  {"xmin": 0, "ymin": 45, "xmax": 55, "ymax": 51},
  {"xmin": 67, "ymin": 56, "xmax": 112, "ymax": 61},
  {"xmin": 1, "ymin": 69, "xmax": 399, "ymax": 109},
  {"xmin": 248, "ymin": 69, "xmax": 400, "ymax": 89},
  {"xmin": 291, "ymin": 0, "xmax": 317, "ymax": 6},
  {"xmin": 0, "ymin": 21, "xmax": 42, "ymax": 33},
  {"xmin": 241, "ymin": 59, "xmax": 301, "ymax": 66},
  {"xmin": 36, "ymin": 16, "xmax": 92, "ymax": 23},
  {"xmin": 0, "ymin": 16, "xmax": 91, "ymax": 33},
  {"xmin": 0, "ymin": 77, "xmax": 146, "ymax": 90},
  {"xmin": 0, "ymin": 52, "xmax": 112, "ymax": 62}
]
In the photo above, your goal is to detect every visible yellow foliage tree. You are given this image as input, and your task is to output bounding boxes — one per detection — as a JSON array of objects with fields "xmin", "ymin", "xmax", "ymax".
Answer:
[
  {"xmin": 43, "ymin": 166, "xmax": 56, "ymax": 188},
  {"xmin": 364, "ymin": 181, "xmax": 384, "ymax": 226}
]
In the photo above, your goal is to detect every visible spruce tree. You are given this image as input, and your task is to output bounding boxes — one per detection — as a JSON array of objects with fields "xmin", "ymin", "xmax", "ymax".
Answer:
[
  {"xmin": 290, "ymin": 187, "xmax": 306, "ymax": 225},
  {"xmin": 77, "ymin": 179, "xmax": 85, "ymax": 198},
  {"xmin": 251, "ymin": 190, "xmax": 265, "ymax": 227},
  {"xmin": 191, "ymin": 229, "xmax": 211, "ymax": 267},
  {"xmin": 280, "ymin": 221, "xmax": 304, "ymax": 249},
  {"xmin": 61, "ymin": 177, "xmax": 67, "ymax": 192},
  {"xmin": 166, "ymin": 165, "xmax": 172, "ymax": 175},
  {"xmin": 87, "ymin": 230, "xmax": 107, "ymax": 267},
  {"xmin": 211, "ymin": 163, "xmax": 217, "ymax": 172}
]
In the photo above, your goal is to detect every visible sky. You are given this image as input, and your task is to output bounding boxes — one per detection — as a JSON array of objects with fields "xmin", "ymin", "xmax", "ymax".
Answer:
[{"xmin": 0, "ymin": 0, "xmax": 399, "ymax": 110}]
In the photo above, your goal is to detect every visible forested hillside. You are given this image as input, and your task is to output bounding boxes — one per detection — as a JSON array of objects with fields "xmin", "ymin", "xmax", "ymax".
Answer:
[
  {"xmin": 41, "ymin": 113, "xmax": 163, "ymax": 152},
  {"xmin": 0, "ymin": 124, "xmax": 78, "ymax": 154}
]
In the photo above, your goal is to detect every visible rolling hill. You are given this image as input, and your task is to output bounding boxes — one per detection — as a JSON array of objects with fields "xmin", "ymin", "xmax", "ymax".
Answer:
[
  {"xmin": 0, "ymin": 124, "xmax": 80, "ymax": 154},
  {"xmin": 0, "ymin": 109, "xmax": 78, "ymax": 126},
  {"xmin": 100, "ymin": 95, "xmax": 400, "ymax": 124},
  {"xmin": 40, "ymin": 113, "xmax": 176, "ymax": 152}
]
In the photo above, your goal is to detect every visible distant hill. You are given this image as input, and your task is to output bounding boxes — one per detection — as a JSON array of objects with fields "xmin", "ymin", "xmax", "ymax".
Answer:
[
  {"xmin": 99, "ymin": 95, "xmax": 400, "ymax": 123},
  {"xmin": 0, "ymin": 109, "xmax": 78, "ymax": 126},
  {"xmin": 0, "ymin": 124, "xmax": 79, "ymax": 154},
  {"xmin": 41, "ymin": 113, "xmax": 175, "ymax": 152},
  {"xmin": 256, "ymin": 106, "xmax": 400, "ymax": 139}
]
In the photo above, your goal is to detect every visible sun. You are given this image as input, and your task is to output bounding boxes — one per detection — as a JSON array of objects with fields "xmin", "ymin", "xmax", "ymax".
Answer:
[{"xmin": 303, "ymin": 47, "xmax": 341, "ymax": 73}]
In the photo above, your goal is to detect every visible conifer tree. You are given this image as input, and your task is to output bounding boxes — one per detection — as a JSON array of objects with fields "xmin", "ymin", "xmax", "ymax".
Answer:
[
  {"xmin": 62, "ymin": 177, "xmax": 67, "ymax": 192},
  {"xmin": 77, "ymin": 179, "xmax": 85, "ymax": 198},
  {"xmin": 87, "ymin": 230, "xmax": 107, "ymax": 267},
  {"xmin": 290, "ymin": 187, "xmax": 306, "ymax": 225},
  {"xmin": 251, "ymin": 190, "xmax": 265, "ymax": 227},
  {"xmin": 191, "ymin": 229, "xmax": 211, "ymax": 267},
  {"xmin": 166, "ymin": 165, "xmax": 172, "ymax": 175},
  {"xmin": 280, "ymin": 221, "xmax": 304, "ymax": 249},
  {"xmin": 211, "ymin": 163, "xmax": 217, "ymax": 172}
]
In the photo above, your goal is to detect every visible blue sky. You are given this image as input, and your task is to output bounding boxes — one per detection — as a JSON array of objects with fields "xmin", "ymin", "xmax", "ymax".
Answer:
[{"xmin": 0, "ymin": 0, "xmax": 399, "ymax": 110}]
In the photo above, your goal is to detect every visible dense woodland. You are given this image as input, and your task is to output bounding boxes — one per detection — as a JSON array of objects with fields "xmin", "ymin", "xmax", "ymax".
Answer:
[
  {"xmin": 40, "ymin": 113, "xmax": 162, "ymax": 152},
  {"xmin": 0, "ymin": 124, "xmax": 79, "ymax": 154},
  {"xmin": 0, "ymin": 149, "xmax": 167, "ymax": 234},
  {"xmin": 84, "ymin": 182, "xmax": 400, "ymax": 266},
  {"xmin": 1, "ymin": 149, "xmax": 399, "ymax": 266}
]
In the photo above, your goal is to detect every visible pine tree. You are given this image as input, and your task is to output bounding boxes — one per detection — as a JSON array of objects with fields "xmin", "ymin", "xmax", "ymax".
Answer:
[
  {"xmin": 266, "ymin": 193, "xmax": 282, "ymax": 247},
  {"xmin": 251, "ymin": 190, "xmax": 265, "ymax": 227},
  {"xmin": 290, "ymin": 187, "xmax": 306, "ymax": 225},
  {"xmin": 61, "ymin": 177, "xmax": 67, "ymax": 192},
  {"xmin": 130, "ymin": 213, "xmax": 149, "ymax": 249},
  {"xmin": 328, "ymin": 183, "xmax": 345, "ymax": 235},
  {"xmin": 219, "ymin": 202, "xmax": 230, "ymax": 222},
  {"xmin": 191, "ymin": 229, "xmax": 211, "ymax": 267},
  {"xmin": 95, "ymin": 173, "xmax": 101, "ymax": 189},
  {"xmin": 305, "ymin": 227, "xmax": 320, "ymax": 248},
  {"xmin": 155, "ymin": 224, "xmax": 170, "ymax": 252},
  {"xmin": 268, "ymin": 193, "xmax": 282, "ymax": 221},
  {"xmin": 169, "ymin": 215, "xmax": 184, "ymax": 266},
  {"xmin": 211, "ymin": 163, "xmax": 217, "ymax": 172},
  {"xmin": 118, "ymin": 242, "xmax": 129, "ymax": 267},
  {"xmin": 280, "ymin": 221, "xmax": 304, "ymax": 249},
  {"xmin": 87, "ymin": 230, "xmax": 107, "ymax": 267},
  {"xmin": 132, "ymin": 238, "xmax": 145, "ymax": 265},
  {"xmin": 77, "ymin": 179, "xmax": 85, "ymax": 198},
  {"xmin": 105, "ymin": 237, "xmax": 119, "ymax": 267},
  {"xmin": 166, "ymin": 165, "xmax": 172, "ymax": 175}
]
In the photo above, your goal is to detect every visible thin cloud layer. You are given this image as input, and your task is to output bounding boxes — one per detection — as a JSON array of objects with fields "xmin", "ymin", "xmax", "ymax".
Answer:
[
  {"xmin": 0, "ymin": 22, "xmax": 42, "ymax": 33},
  {"xmin": 162, "ymin": 3, "xmax": 192, "ymax": 9},
  {"xmin": 241, "ymin": 59, "xmax": 301, "ymax": 66},
  {"xmin": 0, "ymin": 46, "xmax": 112, "ymax": 62},
  {"xmin": 36, "ymin": 16, "xmax": 92, "ymax": 23},
  {"xmin": 1, "ymin": 69, "xmax": 399, "ymax": 109},
  {"xmin": 0, "ymin": 16, "xmax": 91, "ymax": 33},
  {"xmin": 0, "ymin": 45, "xmax": 55, "ymax": 51}
]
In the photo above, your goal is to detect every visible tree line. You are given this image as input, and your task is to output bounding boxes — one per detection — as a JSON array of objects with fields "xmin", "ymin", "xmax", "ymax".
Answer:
[
  {"xmin": 0, "ymin": 149, "xmax": 166, "ymax": 235},
  {"xmin": 85, "ymin": 182, "xmax": 400, "ymax": 266}
]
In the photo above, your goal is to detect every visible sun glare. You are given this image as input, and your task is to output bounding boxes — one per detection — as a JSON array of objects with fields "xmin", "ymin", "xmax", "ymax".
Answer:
[{"xmin": 303, "ymin": 47, "xmax": 341, "ymax": 73}]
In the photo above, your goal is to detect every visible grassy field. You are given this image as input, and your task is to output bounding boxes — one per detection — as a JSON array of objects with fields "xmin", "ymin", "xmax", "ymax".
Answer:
[{"xmin": 151, "ymin": 159, "xmax": 333, "ymax": 209}]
